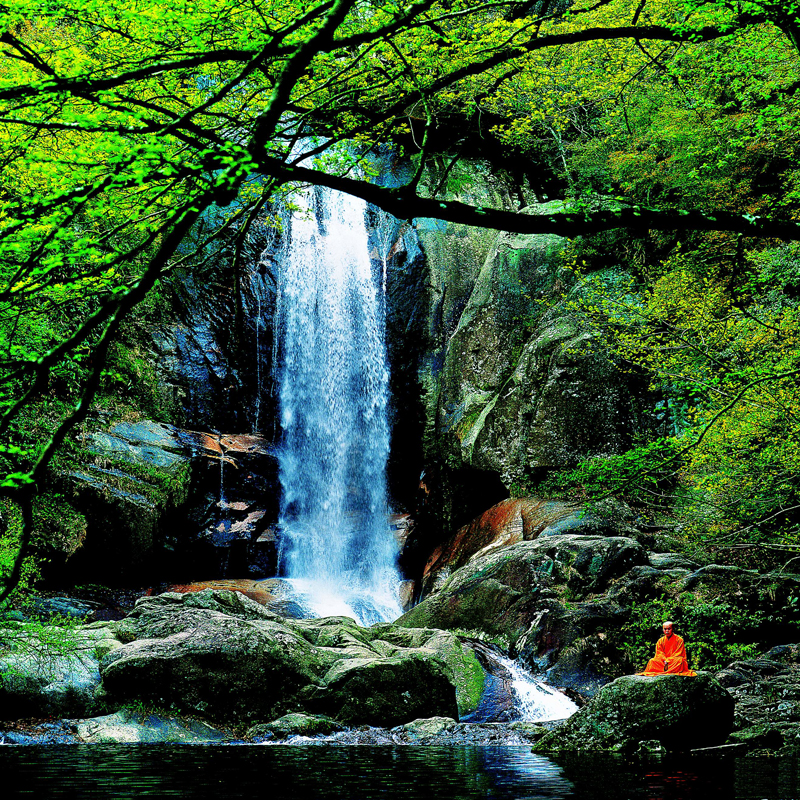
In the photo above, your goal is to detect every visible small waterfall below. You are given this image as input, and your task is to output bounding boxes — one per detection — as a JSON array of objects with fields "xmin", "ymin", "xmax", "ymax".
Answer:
[
  {"xmin": 464, "ymin": 643, "xmax": 579, "ymax": 723},
  {"xmin": 273, "ymin": 185, "xmax": 402, "ymax": 626},
  {"xmin": 493, "ymin": 651, "xmax": 579, "ymax": 722}
]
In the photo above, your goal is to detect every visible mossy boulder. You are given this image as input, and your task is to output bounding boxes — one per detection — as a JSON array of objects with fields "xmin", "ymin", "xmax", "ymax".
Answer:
[
  {"xmin": 533, "ymin": 673, "xmax": 734, "ymax": 753},
  {"xmin": 398, "ymin": 534, "xmax": 646, "ymax": 643},
  {"xmin": 246, "ymin": 712, "xmax": 344, "ymax": 740},
  {"xmin": 0, "ymin": 620, "xmax": 124, "ymax": 718},
  {"xmin": 401, "ymin": 716, "xmax": 459, "ymax": 741},
  {"xmin": 365, "ymin": 623, "xmax": 486, "ymax": 717},
  {"xmin": 98, "ymin": 590, "xmax": 463, "ymax": 726},
  {"xmin": 302, "ymin": 652, "xmax": 456, "ymax": 726}
]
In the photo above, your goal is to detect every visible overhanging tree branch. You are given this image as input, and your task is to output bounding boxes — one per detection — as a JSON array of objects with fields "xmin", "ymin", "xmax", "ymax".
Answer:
[{"xmin": 258, "ymin": 158, "xmax": 800, "ymax": 240}]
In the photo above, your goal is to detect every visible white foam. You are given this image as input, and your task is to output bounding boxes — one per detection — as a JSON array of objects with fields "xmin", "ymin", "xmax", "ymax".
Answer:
[{"xmin": 273, "ymin": 185, "xmax": 401, "ymax": 625}]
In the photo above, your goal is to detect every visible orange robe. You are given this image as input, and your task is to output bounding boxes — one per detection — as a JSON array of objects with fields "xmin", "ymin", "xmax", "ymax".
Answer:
[{"xmin": 638, "ymin": 634, "xmax": 696, "ymax": 676}]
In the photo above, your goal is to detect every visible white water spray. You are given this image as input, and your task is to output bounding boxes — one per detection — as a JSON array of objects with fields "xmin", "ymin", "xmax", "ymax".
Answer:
[
  {"xmin": 494, "ymin": 651, "xmax": 579, "ymax": 722},
  {"xmin": 218, "ymin": 435, "xmax": 226, "ymax": 507},
  {"xmin": 274, "ymin": 186, "xmax": 401, "ymax": 625}
]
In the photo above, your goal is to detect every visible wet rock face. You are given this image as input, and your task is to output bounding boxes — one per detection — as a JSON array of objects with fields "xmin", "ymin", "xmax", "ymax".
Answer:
[
  {"xmin": 98, "ymin": 590, "xmax": 463, "ymax": 726},
  {"xmin": 59, "ymin": 420, "xmax": 279, "ymax": 585},
  {"xmin": 151, "ymin": 215, "xmax": 279, "ymax": 434},
  {"xmin": 399, "ymin": 533, "xmax": 647, "ymax": 641},
  {"xmin": 420, "ymin": 497, "xmax": 577, "ymax": 596},
  {"xmin": 63, "ymin": 421, "xmax": 193, "ymax": 582},
  {"xmin": 416, "ymin": 497, "xmax": 644, "ymax": 598},
  {"xmin": 533, "ymin": 673, "xmax": 734, "ymax": 753},
  {"xmin": 411, "ymin": 211, "xmax": 657, "ymax": 493},
  {"xmin": 381, "ymin": 189, "xmax": 662, "ymax": 550},
  {"xmin": 718, "ymin": 644, "xmax": 800, "ymax": 754}
]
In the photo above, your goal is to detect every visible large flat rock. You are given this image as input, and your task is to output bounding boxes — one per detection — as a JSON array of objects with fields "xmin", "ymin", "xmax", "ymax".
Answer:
[
  {"xmin": 99, "ymin": 590, "xmax": 465, "ymax": 726},
  {"xmin": 533, "ymin": 673, "xmax": 734, "ymax": 753}
]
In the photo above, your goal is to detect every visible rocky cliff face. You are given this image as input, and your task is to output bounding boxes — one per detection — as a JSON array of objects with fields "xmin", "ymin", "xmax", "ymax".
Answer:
[
  {"xmin": 382, "ymin": 166, "xmax": 658, "ymax": 564},
  {"xmin": 150, "ymin": 211, "xmax": 280, "ymax": 437},
  {"xmin": 137, "ymin": 163, "xmax": 655, "ymax": 528},
  {"xmin": 46, "ymin": 162, "xmax": 656, "ymax": 590}
]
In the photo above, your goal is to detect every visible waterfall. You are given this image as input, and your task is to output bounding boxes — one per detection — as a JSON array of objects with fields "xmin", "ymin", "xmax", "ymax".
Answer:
[
  {"xmin": 274, "ymin": 185, "xmax": 402, "ymax": 626},
  {"xmin": 463, "ymin": 643, "xmax": 579, "ymax": 723},
  {"xmin": 496, "ymin": 652, "xmax": 579, "ymax": 722}
]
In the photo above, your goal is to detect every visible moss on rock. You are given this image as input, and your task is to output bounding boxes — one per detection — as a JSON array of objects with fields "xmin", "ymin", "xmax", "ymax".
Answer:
[{"xmin": 533, "ymin": 673, "xmax": 734, "ymax": 753}]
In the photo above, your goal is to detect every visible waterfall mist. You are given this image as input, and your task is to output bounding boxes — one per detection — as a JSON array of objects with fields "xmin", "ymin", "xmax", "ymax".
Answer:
[{"xmin": 273, "ymin": 185, "xmax": 402, "ymax": 625}]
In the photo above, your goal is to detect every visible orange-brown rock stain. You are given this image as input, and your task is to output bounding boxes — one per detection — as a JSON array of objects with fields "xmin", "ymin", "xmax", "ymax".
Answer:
[{"xmin": 422, "ymin": 497, "xmax": 577, "ymax": 588}]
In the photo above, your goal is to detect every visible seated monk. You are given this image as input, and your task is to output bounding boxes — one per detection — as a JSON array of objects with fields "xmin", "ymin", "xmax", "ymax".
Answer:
[{"xmin": 638, "ymin": 621, "xmax": 697, "ymax": 676}]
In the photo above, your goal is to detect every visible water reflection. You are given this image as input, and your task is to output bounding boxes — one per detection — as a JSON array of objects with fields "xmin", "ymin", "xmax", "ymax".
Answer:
[
  {"xmin": 0, "ymin": 745, "xmax": 571, "ymax": 799},
  {"xmin": 0, "ymin": 745, "xmax": 798, "ymax": 799}
]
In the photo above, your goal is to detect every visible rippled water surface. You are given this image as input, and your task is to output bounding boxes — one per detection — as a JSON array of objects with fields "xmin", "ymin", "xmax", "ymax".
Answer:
[{"xmin": 2, "ymin": 745, "xmax": 800, "ymax": 799}]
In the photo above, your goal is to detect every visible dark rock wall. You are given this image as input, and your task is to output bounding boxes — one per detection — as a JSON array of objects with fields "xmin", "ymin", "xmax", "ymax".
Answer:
[
  {"xmin": 379, "ymin": 166, "xmax": 661, "ymax": 569},
  {"xmin": 151, "ymin": 209, "xmax": 281, "ymax": 437}
]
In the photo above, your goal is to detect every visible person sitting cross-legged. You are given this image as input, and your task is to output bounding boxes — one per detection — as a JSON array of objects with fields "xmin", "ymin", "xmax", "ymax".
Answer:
[{"xmin": 637, "ymin": 621, "xmax": 697, "ymax": 676}]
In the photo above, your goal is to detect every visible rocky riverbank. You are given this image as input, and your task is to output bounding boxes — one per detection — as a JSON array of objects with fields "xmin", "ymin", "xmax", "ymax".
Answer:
[
  {"xmin": 1, "ymin": 582, "xmax": 797, "ymax": 754},
  {"xmin": 4, "ymin": 491, "xmax": 800, "ymax": 753}
]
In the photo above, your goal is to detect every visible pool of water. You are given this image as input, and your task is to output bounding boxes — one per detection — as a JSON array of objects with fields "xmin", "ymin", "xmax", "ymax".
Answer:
[{"xmin": 2, "ymin": 745, "xmax": 799, "ymax": 799}]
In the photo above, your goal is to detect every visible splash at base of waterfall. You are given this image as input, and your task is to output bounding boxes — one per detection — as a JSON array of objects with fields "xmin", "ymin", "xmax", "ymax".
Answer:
[
  {"xmin": 274, "ymin": 182, "xmax": 400, "ymax": 626},
  {"xmin": 284, "ymin": 577, "xmax": 402, "ymax": 627}
]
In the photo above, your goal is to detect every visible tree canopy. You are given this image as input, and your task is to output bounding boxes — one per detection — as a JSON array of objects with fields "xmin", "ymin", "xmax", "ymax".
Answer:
[{"xmin": 1, "ymin": 0, "xmax": 800, "ymax": 599}]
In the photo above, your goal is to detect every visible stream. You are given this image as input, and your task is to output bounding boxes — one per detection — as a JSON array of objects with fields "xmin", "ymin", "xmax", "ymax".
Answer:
[{"xmin": 2, "ymin": 745, "xmax": 797, "ymax": 799}]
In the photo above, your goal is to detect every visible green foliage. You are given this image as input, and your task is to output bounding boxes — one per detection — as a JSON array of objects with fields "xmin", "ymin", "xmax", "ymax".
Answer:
[
  {"xmin": 572, "ymin": 254, "xmax": 798, "ymax": 559},
  {"xmin": 0, "ymin": 0, "xmax": 799, "ymax": 602},
  {"xmin": 0, "ymin": 612, "xmax": 84, "ymax": 684},
  {"xmin": 0, "ymin": 498, "xmax": 39, "ymax": 605},
  {"xmin": 617, "ymin": 591, "xmax": 787, "ymax": 672},
  {"xmin": 538, "ymin": 439, "xmax": 682, "ymax": 505}
]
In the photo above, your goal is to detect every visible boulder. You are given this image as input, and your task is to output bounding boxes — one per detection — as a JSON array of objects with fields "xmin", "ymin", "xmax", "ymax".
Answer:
[
  {"xmin": 533, "ymin": 673, "xmax": 734, "ymax": 753},
  {"xmin": 0, "ymin": 620, "xmax": 124, "ymax": 718},
  {"xmin": 62, "ymin": 420, "xmax": 193, "ymax": 582},
  {"xmin": 302, "ymin": 651, "xmax": 456, "ymax": 726},
  {"xmin": 365, "ymin": 623, "xmax": 486, "ymax": 718},
  {"xmin": 398, "ymin": 535, "xmax": 646, "ymax": 642},
  {"xmin": 401, "ymin": 716, "xmax": 458, "ymax": 742},
  {"xmin": 246, "ymin": 713, "xmax": 344, "ymax": 740},
  {"xmin": 715, "ymin": 645, "xmax": 800, "ymax": 754},
  {"xmin": 98, "ymin": 590, "xmax": 462, "ymax": 726},
  {"xmin": 76, "ymin": 709, "xmax": 227, "ymax": 743},
  {"xmin": 420, "ymin": 498, "xmax": 577, "ymax": 595},
  {"xmin": 164, "ymin": 578, "xmax": 309, "ymax": 619},
  {"xmin": 58, "ymin": 418, "xmax": 283, "ymax": 584}
]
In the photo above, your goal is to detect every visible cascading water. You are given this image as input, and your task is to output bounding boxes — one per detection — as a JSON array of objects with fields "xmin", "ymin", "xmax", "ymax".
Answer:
[
  {"xmin": 494, "ymin": 651, "xmax": 579, "ymax": 722},
  {"xmin": 463, "ymin": 643, "xmax": 579, "ymax": 723},
  {"xmin": 274, "ymin": 185, "xmax": 402, "ymax": 626}
]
